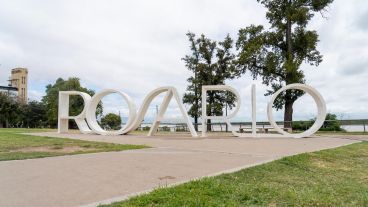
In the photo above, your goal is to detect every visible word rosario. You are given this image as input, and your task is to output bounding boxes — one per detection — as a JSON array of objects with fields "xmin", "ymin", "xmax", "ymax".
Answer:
[{"xmin": 58, "ymin": 84, "xmax": 326, "ymax": 138}]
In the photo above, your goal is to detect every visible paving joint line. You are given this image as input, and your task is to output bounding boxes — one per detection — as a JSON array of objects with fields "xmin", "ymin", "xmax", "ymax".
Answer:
[{"xmin": 151, "ymin": 146, "xmax": 277, "ymax": 157}]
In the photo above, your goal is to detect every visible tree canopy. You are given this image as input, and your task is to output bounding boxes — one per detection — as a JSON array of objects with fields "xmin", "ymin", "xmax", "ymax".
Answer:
[
  {"xmin": 0, "ymin": 93, "xmax": 19, "ymax": 128},
  {"xmin": 20, "ymin": 101, "xmax": 47, "ymax": 128},
  {"xmin": 182, "ymin": 32, "xmax": 237, "ymax": 130},
  {"xmin": 0, "ymin": 93, "xmax": 47, "ymax": 128},
  {"xmin": 100, "ymin": 113, "xmax": 122, "ymax": 130},
  {"xmin": 42, "ymin": 77, "xmax": 102, "ymax": 128},
  {"xmin": 292, "ymin": 113, "xmax": 344, "ymax": 131},
  {"xmin": 235, "ymin": 0, "xmax": 333, "ymax": 127}
]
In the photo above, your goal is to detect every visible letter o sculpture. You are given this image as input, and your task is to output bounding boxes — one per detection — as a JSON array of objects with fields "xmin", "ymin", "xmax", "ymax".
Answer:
[
  {"xmin": 86, "ymin": 89, "xmax": 137, "ymax": 135},
  {"xmin": 267, "ymin": 84, "xmax": 327, "ymax": 138}
]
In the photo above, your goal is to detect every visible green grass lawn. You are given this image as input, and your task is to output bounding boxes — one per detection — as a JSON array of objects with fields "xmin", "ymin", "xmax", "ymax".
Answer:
[
  {"xmin": 0, "ymin": 128, "xmax": 147, "ymax": 161},
  {"xmin": 102, "ymin": 141, "xmax": 368, "ymax": 207}
]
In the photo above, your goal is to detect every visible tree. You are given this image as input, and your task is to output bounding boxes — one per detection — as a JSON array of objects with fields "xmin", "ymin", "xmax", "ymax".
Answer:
[
  {"xmin": 0, "ymin": 93, "xmax": 48, "ymax": 128},
  {"xmin": 22, "ymin": 101, "xmax": 47, "ymax": 128},
  {"xmin": 320, "ymin": 113, "xmax": 343, "ymax": 131},
  {"xmin": 235, "ymin": 0, "xmax": 333, "ymax": 128},
  {"xmin": 0, "ymin": 93, "xmax": 19, "ymax": 128},
  {"xmin": 100, "ymin": 113, "xmax": 121, "ymax": 130},
  {"xmin": 42, "ymin": 77, "xmax": 102, "ymax": 128},
  {"xmin": 292, "ymin": 113, "xmax": 344, "ymax": 131},
  {"xmin": 183, "ymin": 32, "xmax": 237, "ymax": 131}
]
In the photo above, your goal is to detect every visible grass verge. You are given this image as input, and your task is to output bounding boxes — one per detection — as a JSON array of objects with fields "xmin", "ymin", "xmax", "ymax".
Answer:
[
  {"xmin": 0, "ymin": 128, "xmax": 147, "ymax": 161},
  {"xmin": 102, "ymin": 141, "xmax": 368, "ymax": 207}
]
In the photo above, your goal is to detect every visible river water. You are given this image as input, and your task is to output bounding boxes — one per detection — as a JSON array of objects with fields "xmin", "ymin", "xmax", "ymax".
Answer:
[{"xmin": 139, "ymin": 123, "xmax": 366, "ymax": 132}]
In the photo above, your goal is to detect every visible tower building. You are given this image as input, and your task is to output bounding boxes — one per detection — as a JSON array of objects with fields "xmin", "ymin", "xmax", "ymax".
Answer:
[{"xmin": 9, "ymin": 68, "xmax": 28, "ymax": 104}]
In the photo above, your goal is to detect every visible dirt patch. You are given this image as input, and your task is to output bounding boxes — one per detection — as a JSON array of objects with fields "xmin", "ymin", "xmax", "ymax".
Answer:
[
  {"xmin": 158, "ymin": 176, "xmax": 176, "ymax": 180},
  {"xmin": 312, "ymin": 159, "xmax": 328, "ymax": 168},
  {"xmin": 11, "ymin": 146, "xmax": 96, "ymax": 153}
]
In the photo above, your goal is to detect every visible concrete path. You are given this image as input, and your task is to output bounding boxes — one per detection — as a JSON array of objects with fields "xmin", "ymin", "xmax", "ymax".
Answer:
[{"xmin": 0, "ymin": 132, "xmax": 360, "ymax": 207}]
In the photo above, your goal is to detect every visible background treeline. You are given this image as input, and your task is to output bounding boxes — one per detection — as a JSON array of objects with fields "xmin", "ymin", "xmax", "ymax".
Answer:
[
  {"xmin": 0, "ymin": 77, "xmax": 102, "ymax": 128},
  {"xmin": 0, "ymin": 94, "xmax": 46, "ymax": 128},
  {"xmin": 292, "ymin": 113, "xmax": 344, "ymax": 132}
]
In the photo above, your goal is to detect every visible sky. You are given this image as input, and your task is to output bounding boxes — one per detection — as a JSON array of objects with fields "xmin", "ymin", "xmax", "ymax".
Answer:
[{"xmin": 0, "ymin": 0, "xmax": 367, "ymax": 122}]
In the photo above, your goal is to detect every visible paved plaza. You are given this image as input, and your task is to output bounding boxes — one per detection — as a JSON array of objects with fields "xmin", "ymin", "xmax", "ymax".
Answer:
[{"xmin": 0, "ymin": 132, "xmax": 364, "ymax": 207}]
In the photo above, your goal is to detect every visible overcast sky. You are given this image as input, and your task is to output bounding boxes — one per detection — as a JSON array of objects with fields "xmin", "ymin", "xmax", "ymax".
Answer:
[{"xmin": 0, "ymin": 0, "xmax": 367, "ymax": 122}]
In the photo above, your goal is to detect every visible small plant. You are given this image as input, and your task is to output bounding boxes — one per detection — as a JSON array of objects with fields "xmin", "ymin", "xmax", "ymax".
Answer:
[
  {"xmin": 100, "ymin": 113, "xmax": 122, "ymax": 130},
  {"xmin": 52, "ymin": 143, "xmax": 64, "ymax": 150},
  {"xmin": 161, "ymin": 126, "xmax": 170, "ymax": 131},
  {"xmin": 142, "ymin": 126, "xmax": 150, "ymax": 131},
  {"xmin": 81, "ymin": 144, "xmax": 92, "ymax": 148}
]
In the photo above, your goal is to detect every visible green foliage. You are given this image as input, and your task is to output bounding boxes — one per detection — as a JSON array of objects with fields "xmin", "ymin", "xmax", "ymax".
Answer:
[
  {"xmin": 236, "ymin": 0, "xmax": 333, "ymax": 124},
  {"xmin": 142, "ymin": 126, "xmax": 150, "ymax": 131},
  {"xmin": 42, "ymin": 77, "xmax": 102, "ymax": 128},
  {"xmin": 0, "ymin": 92, "xmax": 48, "ymax": 128},
  {"xmin": 292, "ymin": 113, "xmax": 344, "ymax": 131},
  {"xmin": 175, "ymin": 125, "xmax": 188, "ymax": 132},
  {"xmin": 0, "ymin": 93, "xmax": 20, "ymax": 127},
  {"xmin": 100, "ymin": 113, "xmax": 122, "ymax": 130},
  {"xmin": 1, "ymin": 77, "xmax": 101, "ymax": 129},
  {"xmin": 182, "ymin": 32, "xmax": 237, "ymax": 129},
  {"xmin": 19, "ymin": 101, "xmax": 47, "ymax": 128},
  {"xmin": 161, "ymin": 126, "xmax": 170, "ymax": 132},
  {"xmin": 320, "ymin": 113, "xmax": 344, "ymax": 131},
  {"xmin": 292, "ymin": 120, "xmax": 313, "ymax": 131}
]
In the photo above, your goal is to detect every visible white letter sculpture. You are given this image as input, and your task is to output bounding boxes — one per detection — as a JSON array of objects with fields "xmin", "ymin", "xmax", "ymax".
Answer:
[
  {"xmin": 58, "ymin": 91, "xmax": 92, "ymax": 134},
  {"xmin": 58, "ymin": 84, "xmax": 326, "ymax": 138},
  {"xmin": 267, "ymin": 84, "xmax": 327, "ymax": 138},
  {"xmin": 201, "ymin": 83, "xmax": 326, "ymax": 138},
  {"xmin": 58, "ymin": 87, "xmax": 198, "ymax": 137}
]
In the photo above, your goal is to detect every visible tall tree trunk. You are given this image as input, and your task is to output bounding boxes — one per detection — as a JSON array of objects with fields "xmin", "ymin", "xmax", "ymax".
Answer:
[
  {"xmin": 207, "ymin": 119, "xmax": 212, "ymax": 131},
  {"xmin": 194, "ymin": 116, "xmax": 198, "ymax": 131},
  {"xmin": 286, "ymin": 20, "xmax": 292, "ymax": 63},
  {"xmin": 207, "ymin": 92, "xmax": 213, "ymax": 131},
  {"xmin": 225, "ymin": 102, "xmax": 228, "ymax": 132},
  {"xmin": 284, "ymin": 1, "xmax": 294, "ymax": 129},
  {"xmin": 207, "ymin": 102, "xmax": 212, "ymax": 132},
  {"xmin": 284, "ymin": 97, "xmax": 294, "ymax": 129},
  {"xmin": 194, "ymin": 87, "xmax": 198, "ymax": 131},
  {"xmin": 194, "ymin": 68, "xmax": 199, "ymax": 132},
  {"xmin": 286, "ymin": 0, "xmax": 292, "ymax": 61}
]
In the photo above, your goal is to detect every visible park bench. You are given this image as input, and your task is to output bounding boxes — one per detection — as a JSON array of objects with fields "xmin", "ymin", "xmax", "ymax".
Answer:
[{"xmin": 239, "ymin": 127, "xmax": 292, "ymax": 133}]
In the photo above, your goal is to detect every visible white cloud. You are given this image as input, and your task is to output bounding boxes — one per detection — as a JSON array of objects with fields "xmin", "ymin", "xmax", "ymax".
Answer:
[{"xmin": 0, "ymin": 0, "xmax": 367, "ymax": 121}]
